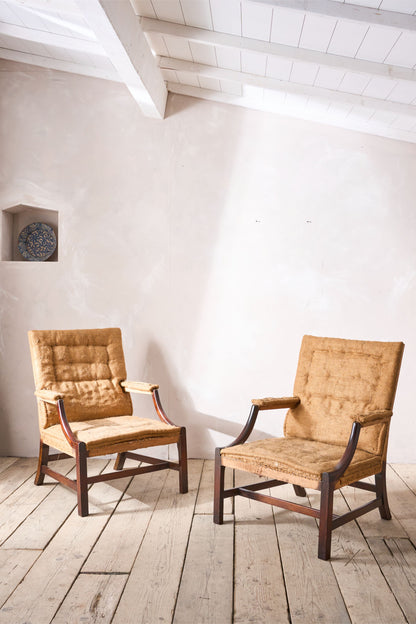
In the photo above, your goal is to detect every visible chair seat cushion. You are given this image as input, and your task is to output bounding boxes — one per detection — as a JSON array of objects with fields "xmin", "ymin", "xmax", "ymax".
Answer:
[
  {"xmin": 220, "ymin": 437, "xmax": 382, "ymax": 490},
  {"xmin": 41, "ymin": 415, "xmax": 181, "ymax": 457}
]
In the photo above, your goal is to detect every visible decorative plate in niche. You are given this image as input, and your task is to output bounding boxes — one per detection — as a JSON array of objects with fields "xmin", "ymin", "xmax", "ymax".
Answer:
[{"xmin": 18, "ymin": 222, "xmax": 57, "ymax": 262}]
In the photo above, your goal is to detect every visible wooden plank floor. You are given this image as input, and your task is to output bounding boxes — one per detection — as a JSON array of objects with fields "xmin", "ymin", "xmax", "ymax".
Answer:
[{"xmin": 0, "ymin": 458, "xmax": 415, "ymax": 624}]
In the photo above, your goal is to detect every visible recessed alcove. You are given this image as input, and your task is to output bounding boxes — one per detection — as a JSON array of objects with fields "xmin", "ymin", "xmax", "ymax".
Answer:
[{"xmin": 1, "ymin": 204, "xmax": 59, "ymax": 262}]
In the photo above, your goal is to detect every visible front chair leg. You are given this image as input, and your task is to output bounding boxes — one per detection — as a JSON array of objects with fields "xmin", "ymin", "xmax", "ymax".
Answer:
[
  {"xmin": 375, "ymin": 462, "xmax": 391, "ymax": 520},
  {"xmin": 178, "ymin": 427, "xmax": 188, "ymax": 494},
  {"xmin": 213, "ymin": 448, "xmax": 225, "ymax": 525},
  {"xmin": 76, "ymin": 442, "xmax": 89, "ymax": 517},
  {"xmin": 35, "ymin": 440, "xmax": 49, "ymax": 485},
  {"xmin": 318, "ymin": 473, "xmax": 334, "ymax": 560}
]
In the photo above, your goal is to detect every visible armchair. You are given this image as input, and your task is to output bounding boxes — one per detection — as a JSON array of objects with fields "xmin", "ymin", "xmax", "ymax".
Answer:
[
  {"xmin": 214, "ymin": 335, "xmax": 404, "ymax": 560},
  {"xmin": 29, "ymin": 328, "xmax": 187, "ymax": 516}
]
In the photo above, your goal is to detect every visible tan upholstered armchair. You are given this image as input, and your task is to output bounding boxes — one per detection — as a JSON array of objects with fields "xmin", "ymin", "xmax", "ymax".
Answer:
[
  {"xmin": 214, "ymin": 335, "xmax": 404, "ymax": 560},
  {"xmin": 28, "ymin": 328, "xmax": 187, "ymax": 516}
]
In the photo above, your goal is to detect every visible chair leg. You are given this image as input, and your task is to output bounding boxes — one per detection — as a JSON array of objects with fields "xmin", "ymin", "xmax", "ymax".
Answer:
[
  {"xmin": 178, "ymin": 427, "xmax": 188, "ymax": 494},
  {"xmin": 35, "ymin": 441, "xmax": 49, "ymax": 485},
  {"xmin": 76, "ymin": 442, "xmax": 89, "ymax": 517},
  {"xmin": 375, "ymin": 462, "xmax": 391, "ymax": 520},
  {"xmin": 213, "ymin": 448, "xmax": 225, "ymax": 525},
  {"xmin": 114, "ymin": 452, "xmax": 127, "ymax": 471},
  {"xmin": 293, "ymin": 485, "xmax": 307, "ymax": 497},
  {"xmin": 318, "ymin": 473, "xmax": 334, "ymax": 560}
]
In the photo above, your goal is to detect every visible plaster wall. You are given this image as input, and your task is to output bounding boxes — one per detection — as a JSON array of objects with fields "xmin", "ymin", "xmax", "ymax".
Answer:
[{"xmin": 1, "ymin": 60, "xmax": 416, "ymax": 461}]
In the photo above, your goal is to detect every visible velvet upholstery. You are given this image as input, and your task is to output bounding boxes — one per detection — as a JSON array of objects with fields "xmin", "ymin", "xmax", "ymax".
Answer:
[
  {"xmin": 221, "ymin": 437, "xmax": 382, "ymax": 490},
  {"xmin": 29, "ymin": 328, "xmax": 133, "ymax": 429},
  {"xmin": 284, "ymin": 336, "xmax": 403, "ymax": 458},
  {"xmin": 41, "ymin": 416, "xmax": 181, "ymax": 458}
]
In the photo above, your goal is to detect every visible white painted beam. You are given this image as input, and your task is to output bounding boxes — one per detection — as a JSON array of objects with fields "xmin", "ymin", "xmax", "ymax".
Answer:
[
  {"xmin": 0, "ymin": 22, "xmax": 105, "ymax": 55},
  {"xmin": 78, "ymin": 0, "xmax": 167, "ymax": 118},
  {"xmin": 7, "ymin": 0, "xmax": 82, "ymax": 16},
  {"xmin": 160, "ymin": 56, "xmax": 416, "ymax": 118},
  {"xmin": 142, "ymin": 18, "xmax": 416, "ymax": 83},
  {"xmin": 247, "ymin": 0, "xmax": 416, "ymax": 32},
  {"xmin": 168, "ymin": 82, "xmax": 416, "ymax": 145},
  {"xmin": 0, "ymin": 47, "xmax": 122, "ymax": 81}
]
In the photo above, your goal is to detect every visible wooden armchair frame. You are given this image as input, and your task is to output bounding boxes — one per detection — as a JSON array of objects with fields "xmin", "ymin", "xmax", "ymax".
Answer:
[
  {"xmin": 214, "ymin": 399, "xmax": 393, "ymax": 560},
  {"xmin": 35, "ymin": 383, "xmax": 188, "ymax": 517}
]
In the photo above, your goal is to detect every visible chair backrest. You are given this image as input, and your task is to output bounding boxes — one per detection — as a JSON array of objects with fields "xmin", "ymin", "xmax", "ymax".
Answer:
[
  {"xmin": 284, "ymin": 335, "xmax": 404, "ymax": 457},
  {"xmin": 28, "ymin": 328, "xmax": 133, "ymax": 429}
]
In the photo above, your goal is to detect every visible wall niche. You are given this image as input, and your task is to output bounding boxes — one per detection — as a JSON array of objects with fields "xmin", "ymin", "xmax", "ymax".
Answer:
[{"xmin": 1, "ymin": 204, "xmax": 58, "ymax": 262}]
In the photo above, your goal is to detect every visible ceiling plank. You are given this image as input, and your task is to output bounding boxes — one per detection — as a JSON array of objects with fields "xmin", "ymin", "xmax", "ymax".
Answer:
[
  {"xmin": 77, "ymin": 0, "xmax": 167, "ymax": 118},
  {"xmin": 0, "ymin": 46, "xmax": 122, "ymax": 81},
  {"xmin": 168, "ymin": 81, "xmax": 416, "ymax": 144},
  {"xmin": 247, "ymin": 0, "xmax": 416, "ymax": 32},
  {"xmin": 160, "ymin": 56, "xmax": 416, "ymax": 117},
  {"xmin": 142, "ymin": 18, "xmax": 416, "ymax": 83},
  {"xmin": 0, "ymin": 22, "xmax": 105, "ymax": 55}
]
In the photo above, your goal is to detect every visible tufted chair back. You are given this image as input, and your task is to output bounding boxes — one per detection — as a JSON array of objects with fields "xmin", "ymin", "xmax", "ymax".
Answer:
[
  {"xmin": 284, "ymin": 335, "xmax": 404, "ymax": 457},
  {"xmin": 28, "ymin": 328, "xmax": 133, "ymax": 430}
]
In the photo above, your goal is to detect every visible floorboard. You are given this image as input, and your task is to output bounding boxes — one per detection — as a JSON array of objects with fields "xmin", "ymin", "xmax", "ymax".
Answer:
[{"xmin": 0, "ymin": 459, "xmax": 415, "ymax": 623}]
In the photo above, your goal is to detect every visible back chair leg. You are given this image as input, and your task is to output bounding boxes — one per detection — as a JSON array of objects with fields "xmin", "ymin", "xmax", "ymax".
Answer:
[
  {"xmin": 318, "ymin": 474, "xmax": 334, "ymax": 560},
  {"xmin": 293, "ymin": 485, "xmax": 307, "ymax": 497},
  {"xmin": 76, "ymin": 442, "xmax": 89, "ymax": 517},
  {"xmin": 35, "ymin": 441, "xmax": 49, "ymax": 485},
  {"xmin": 375, "ymin": 462, "xmax": 391, "ymax": 520},
  {"xmin": 214, "ymin": 448, "xmax": 225, "ymax": 525},
  {"xmin": 178, "ymin": 428, "xmax": 188, "ymax": 494},
  {"xmin": 114, "ymin": 452, "xmax": 127, "ymax": 471}
]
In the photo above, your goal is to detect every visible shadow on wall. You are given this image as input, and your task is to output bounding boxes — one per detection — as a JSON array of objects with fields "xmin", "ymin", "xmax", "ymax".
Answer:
[{"xmin": 143, "ymin": 340, "xmax": 269, "ymax": 459}]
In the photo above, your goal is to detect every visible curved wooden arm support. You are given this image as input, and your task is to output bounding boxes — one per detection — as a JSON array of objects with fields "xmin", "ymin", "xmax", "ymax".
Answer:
[
  {"xmin": 36, "ymin": 391, "xmax": 79, "ymax": 449},
  {"xmin": 152, "ymin": 389, "xmax": 176, "ymax": 426},
  {"xmin": 223, "ymin": 397, "xmax": 298, "ymax": 450},
  {"xmin": 121, "ymin": 382, "xmax": 177, "ymax": 427},
  {"xmin": 327, "ymin": 421, "xmax": 362, "ymax": 483},
  {"xmin": 327, "ymin": 411, "xmax": 393, "ymax": 484},
  {"xmin": 224, "ymin": 405, "xmax": 260, "ymax": 448},
  {"xmin": 56, "ymin": 398, "xmax": 79, "ymax": 449}
]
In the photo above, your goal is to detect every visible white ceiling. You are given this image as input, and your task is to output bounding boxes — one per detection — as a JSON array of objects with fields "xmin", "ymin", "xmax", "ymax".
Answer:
[{"xmin": 1, "ymin": 0, "xmax": 416, "ymax": 143}]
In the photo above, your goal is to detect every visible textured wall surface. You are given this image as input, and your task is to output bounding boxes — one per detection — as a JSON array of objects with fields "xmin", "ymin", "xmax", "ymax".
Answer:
[{"xmin": 1, "ymin": 59, "xmax": 416, "ymax": 461}]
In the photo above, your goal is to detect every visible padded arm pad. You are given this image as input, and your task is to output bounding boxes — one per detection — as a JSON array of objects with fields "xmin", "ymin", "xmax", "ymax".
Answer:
[
  {"xmin": 350, "ymin": 409, "xmax": 393, "ymax": 427},
  {"xmin": 251, "ymin": 396, "xmax": 300, "ymax": 410},
  {"xmin": 121, "ymin": 380, "xmax": 159, "ymax": 394},
  {"xmin": 35, "ymin": 389, "xmax": 63, "ymax": 404}
]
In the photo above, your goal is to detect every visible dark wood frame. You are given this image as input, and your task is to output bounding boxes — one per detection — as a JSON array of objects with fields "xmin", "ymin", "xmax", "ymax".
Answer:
[
  {"xmin": 214, "ymin": 404, "xmax": 391, "ymax": 560},
  {"xmin": 35, "ymin": 388, "xmax": 188, "ymax": 517}
]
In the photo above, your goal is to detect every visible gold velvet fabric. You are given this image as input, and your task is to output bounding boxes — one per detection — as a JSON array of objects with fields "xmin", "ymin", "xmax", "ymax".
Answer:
[
  {"xmin": 285, "ymin": 336, "xmax": 403, "ymax": 457},
  {"xmin": 222, "ymin": 336, "xmax": 403, "ymax": 489},
  {"xmin": 221, "ymin": 437, "xmax": 382, "ymax": 490},
  {"xmin": 29, "ymin": 328, "xmax": 133, "ymax": 429},
  {"xmin": 41, "ymin": 415, "xmax": 181, "ymax": 458}
]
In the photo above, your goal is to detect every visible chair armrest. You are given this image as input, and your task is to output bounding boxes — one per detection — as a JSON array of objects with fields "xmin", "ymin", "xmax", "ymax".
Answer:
[
  {"xmin": 251, "ymin": 396, "xmax": 300, "ymax": 410},
  {"xmin": 121, "ymin": 381, "xmax": 159, "ymax": 394},
  {"xmin": 223, "ymin": 397, "xmax": 299, "ymax": 449},
  {"xmin": 35, "ymin": 392, "xmax": 78, "ymax": 448},
  {"xmin": 349, "ymin": 410, "xmax": 392, "ymax": 428},
  {"xmin": 35, "ymin": 389, "xmax": 63, "ymax": 404},
  {"xmin": 327, "ymin": 412, "xmax": 392, "ymax": 483}
]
